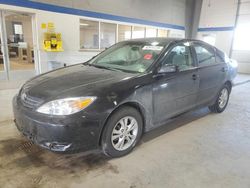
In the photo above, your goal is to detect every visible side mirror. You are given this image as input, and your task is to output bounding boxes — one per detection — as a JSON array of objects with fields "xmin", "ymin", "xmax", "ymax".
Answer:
[{"xmin": 158, "ymin": 64, "xmax": 178, "ymax": 74}]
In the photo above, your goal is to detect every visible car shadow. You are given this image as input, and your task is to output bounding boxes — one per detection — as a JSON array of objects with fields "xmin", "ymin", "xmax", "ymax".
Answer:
[{"xmin": 142, "ymin": 107, "xmax": 211, "ymax": 143}]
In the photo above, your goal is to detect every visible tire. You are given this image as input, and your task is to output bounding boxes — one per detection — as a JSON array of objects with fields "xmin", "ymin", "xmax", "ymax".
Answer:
[
  {"xmin": 101, "ymin": 106, "xmax": 143, "ymax": 158},
  {"xmin": 209, "ymin": 84, "xmax": 230, "ymax": 113}
]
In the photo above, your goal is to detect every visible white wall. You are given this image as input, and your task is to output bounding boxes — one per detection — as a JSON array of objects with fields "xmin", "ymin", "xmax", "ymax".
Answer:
[
  {"xmin": 31, "ymin": 0, "xmax": 186, "ymax": 26},
  {"xmin": 0, "ymin": 2, "xmax": 186, "ymax": 74},
  {"xmin": 197, "ymin": 0, "xmax": 238, "ymax": 55},
  {"xmin": 197, "ymin": 31, "xmax": 234, "ymax": 55},
  {"xmin": 197, "ymin": 0, "xmax": 250, "ymax": 74}
]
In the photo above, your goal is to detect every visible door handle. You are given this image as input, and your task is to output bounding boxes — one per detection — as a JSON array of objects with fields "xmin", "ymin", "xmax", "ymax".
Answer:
[
  {"xmin": 192, "ymin": 74, "xmax": 199, "ymax": 80},
  {"xmin": 221, "ymin": 67, "xmax": 228, "ymax": 72}
]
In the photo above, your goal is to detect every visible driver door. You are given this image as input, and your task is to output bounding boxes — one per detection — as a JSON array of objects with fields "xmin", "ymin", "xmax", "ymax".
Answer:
[{"xmin": 152, "ymin": 42, "xmax": 199, "ymax": 125}]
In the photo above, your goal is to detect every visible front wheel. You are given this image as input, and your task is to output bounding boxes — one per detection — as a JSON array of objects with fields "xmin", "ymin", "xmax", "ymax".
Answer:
[
  {"xmin": 209, "ymin": 85, "xmax": 230, "ymax": 113},
  {"xmin": 101, "ymin": 106, "xmax": 143, "ymax": 158}
]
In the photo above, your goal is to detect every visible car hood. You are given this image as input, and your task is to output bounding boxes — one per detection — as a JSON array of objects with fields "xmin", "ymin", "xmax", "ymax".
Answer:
[{"xmin": 22, "ymin": 64, "xmax": 137, "ymax": 100}]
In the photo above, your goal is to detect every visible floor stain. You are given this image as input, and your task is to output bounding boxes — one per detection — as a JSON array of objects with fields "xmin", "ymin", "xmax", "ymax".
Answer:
[
  {"xmin": 0, "ymin": 138, "xmax": 39, "ymax": 155},
  {"xmin": 0, "ymin": 137, "xmax": 119, "ymax": 184}
]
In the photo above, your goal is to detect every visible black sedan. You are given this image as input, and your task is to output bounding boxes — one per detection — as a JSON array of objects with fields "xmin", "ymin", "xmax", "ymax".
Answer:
[{"xmin": 13, "ymin": 38, "xmax": 237, "ymax": 157}]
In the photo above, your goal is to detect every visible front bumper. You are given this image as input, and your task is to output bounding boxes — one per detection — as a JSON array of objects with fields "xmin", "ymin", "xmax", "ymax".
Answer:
[{"xmin": 13, "ymin": 96, "xmax": 104, "ymax": 152}]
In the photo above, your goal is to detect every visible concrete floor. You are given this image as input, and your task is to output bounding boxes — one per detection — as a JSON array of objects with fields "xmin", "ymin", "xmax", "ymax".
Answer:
[
  {"xmin": 0, "ymin": 60, "xmax": 34, "ymax": 71},
  {"xmin": 0, "ymin": 77, "xmax": 250, "ymax": 188}
]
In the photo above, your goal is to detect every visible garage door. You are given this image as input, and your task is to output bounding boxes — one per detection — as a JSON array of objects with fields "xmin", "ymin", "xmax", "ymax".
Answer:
[{"xmin": 232, "ymin": 0, "xmax": 250, "ymax": 73}]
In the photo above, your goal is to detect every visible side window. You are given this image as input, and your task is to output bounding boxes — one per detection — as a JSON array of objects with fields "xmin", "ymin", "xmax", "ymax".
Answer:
[
  {"xmin": 215, "ymin": 54, "xmax": 225, "ymax": 63},
  {"xmin": 164, "ymin": 44, "xmax": 194, "ymax": 71},
  {"xmin": 215, "ymin": 49, "xmax": 226, "ymax": 63},
  {"xmin": 194, "ymin": 44, "xmax": 216, "ymax": 66}
]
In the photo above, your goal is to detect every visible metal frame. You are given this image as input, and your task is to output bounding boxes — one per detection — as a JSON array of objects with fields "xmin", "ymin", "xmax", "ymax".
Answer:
[
  {"xmin": 229, "ymin": 0, "xmax": 241, "ymax": 58},
  {"xmin": 0, "ymin": 10, "xmax": 9, "ymax": 80},
  {"xmin": 0, "ymin": 9, "xmax": 39, "ymax": 80}
]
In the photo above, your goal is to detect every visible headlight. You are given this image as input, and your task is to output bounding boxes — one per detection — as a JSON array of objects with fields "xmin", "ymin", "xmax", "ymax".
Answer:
[{"xmin": 36, "ymin": 97, "xmax": 96, "ymax": 115}]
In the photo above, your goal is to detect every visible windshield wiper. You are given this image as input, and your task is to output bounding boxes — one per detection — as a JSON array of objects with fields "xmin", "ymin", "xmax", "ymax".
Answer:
[
  {"xmin": 89, "ymin": 64, "xmax": 119, "ymax": 71},
  {"xmin": 84, "ymin": 63, "xmax": 138, "ymax": 73}
]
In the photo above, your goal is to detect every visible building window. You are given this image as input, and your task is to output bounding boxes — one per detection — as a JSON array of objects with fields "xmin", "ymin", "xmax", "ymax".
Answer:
[
  {"xmin": 13, "ymin": 23, "xmax": 23, "ymax": 35},
  {"xmin": 233, "ymin": 24, "xmax": 250, "ymax": 51},
  {"xmin": 146, "ymin": 27, "xmax": 157, "ymax": 38},
  {"xmin": 79, "ymin": 18, "xmax": 173, "ymax": 50},
  {"xmin": 118, "ymin": 25, "xmax": 132, "ymax": 42},
  {"xmin": 157, "ymin": 29, "xmax": 168, "ymax": 37},
  {"xmin": 80, "ymin": 19, "xmax": 99, "ymax": 49},
  {"xmin": 132, "ymin": 26, "xmax": 145, "ymax": 39},
  {"xmin": 100, "ymin": 22, "xmax": 116, "ymax": 49}
]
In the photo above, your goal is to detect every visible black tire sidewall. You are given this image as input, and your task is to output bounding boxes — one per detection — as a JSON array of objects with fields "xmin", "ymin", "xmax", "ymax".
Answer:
[{"xmin": 101, "ymin": 107, "xmax": 143, "ymax": 158}]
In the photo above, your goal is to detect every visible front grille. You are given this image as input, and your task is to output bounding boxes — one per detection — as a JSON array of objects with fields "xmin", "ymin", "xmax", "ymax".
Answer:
[{"xmin": 20, "ymin": 92, "xmax": 43, "ymax": 109}]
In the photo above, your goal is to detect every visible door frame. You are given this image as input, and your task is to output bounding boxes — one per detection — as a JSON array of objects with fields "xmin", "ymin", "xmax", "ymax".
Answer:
[
  {"xmin": 0, "ymin": 9, "xmax": 39, "ymax": 80},
  {"xmin": 0, "ymin": 10, "xmax": 9, "ymax": 80}
]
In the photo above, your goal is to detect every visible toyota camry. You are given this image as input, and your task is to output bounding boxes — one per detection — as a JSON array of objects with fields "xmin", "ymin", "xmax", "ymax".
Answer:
[{"xmin": 13, "ymin": 38, "xmax": 237, "ymax": 157}]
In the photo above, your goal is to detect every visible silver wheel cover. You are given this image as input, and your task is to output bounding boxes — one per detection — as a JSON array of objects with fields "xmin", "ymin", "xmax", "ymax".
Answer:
[
  {"xmin": 111, "ymin": 116, "xmax": 138, "ymax": 151},
  {"xmin": 218, "ymin": 88, "xmax": 229, "ymax": 109}
]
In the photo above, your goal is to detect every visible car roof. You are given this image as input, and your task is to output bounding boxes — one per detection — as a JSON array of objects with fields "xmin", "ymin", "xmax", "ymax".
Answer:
[
  {"xmin": 121, "ymin": 37, "xmax": 222, "ymax": 53},
  {"xmin": 126, "ymin": 37, "xmax": 203, "ymax": 46}
]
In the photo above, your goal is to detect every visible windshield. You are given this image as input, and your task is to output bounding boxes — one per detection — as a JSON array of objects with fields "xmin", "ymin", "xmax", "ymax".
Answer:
[{"xmin": 89, "ymin": 41, "xmax": 166, "ymax": 73}]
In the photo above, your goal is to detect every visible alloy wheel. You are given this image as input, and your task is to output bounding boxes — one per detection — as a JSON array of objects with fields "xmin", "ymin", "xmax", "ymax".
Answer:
[
  {"xmin": 218, "ymin": 88, "xmax": 229, "ymax": 109},
  {"xmin": 111, "ymin": 116, "xmax": 138, "ymax": 151}
]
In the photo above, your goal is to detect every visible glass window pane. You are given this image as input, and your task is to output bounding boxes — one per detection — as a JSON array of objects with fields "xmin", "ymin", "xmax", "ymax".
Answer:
[
  {"xmin": 146, "ymin": 27, "xmax": 157, "ymax": 38},
  {"xmin": 14, "ymin": 24, "xmax": 23, "ymax": 34},
  {"xmin": 215, "ymin": 49, "xmax": 225, "ymax": 63},
  {"xmin": 100, "ymin": 22, "xmax": 116, "ymax": 49},
  {"xmin": 165, "ymin": 44, "xmax": 194, "ymax": 71},
  {"xmin": 118, "ymin": 25, "xmax": 132, "ymax": 42},
  {"xmin": 91, "ymin": 42, "xmax": 165, "ymax": 73},
  {"xmin": 194, "ymin": 44, "xmax": 216, "ymax": 66},
  {"xmin": 5, "ymin": 12, "xmax": 35, "ymax": 71},
  {"xmin": 80, "ymin": 19, "xmax": 99, "ymax": 49},
  {"xmin": 132, "ymin": 26, "xmax": 145, "ymax": 39},
  {"xmin": 158, "ymin": 29, "xmax": 168, "ymax": 37}
]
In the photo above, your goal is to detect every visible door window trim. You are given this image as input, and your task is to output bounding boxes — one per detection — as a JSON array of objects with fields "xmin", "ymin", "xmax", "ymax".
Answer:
[
  {"xmin": 0, "ymin": 10, "xmax": 39, "ymax": 80},
  {"xmin": 192, "ymin": 42, "xmax": 223, "ymax": 68}
]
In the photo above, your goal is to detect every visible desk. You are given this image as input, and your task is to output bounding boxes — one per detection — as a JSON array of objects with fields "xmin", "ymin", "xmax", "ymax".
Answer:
[{"xmin": 8, "ymin": 43, "xmax": 33, "ymax": 64}]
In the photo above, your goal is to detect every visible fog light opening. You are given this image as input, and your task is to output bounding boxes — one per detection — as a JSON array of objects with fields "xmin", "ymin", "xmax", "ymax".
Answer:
[{"xmin": 44, "ymin": 142, "xmax": 71, "ymax": 151}]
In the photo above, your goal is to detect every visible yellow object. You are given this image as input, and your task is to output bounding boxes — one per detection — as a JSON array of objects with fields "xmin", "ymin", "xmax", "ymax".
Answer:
[
  {"xmin": 43, "ymin": 22, "xmax": 63, "ymax": 52},
  {"xmin": 44, "ymin": 40, "xmax": 51, "ymax": 49},
  {"xmin": 48, "ymin": 22, "xmax": 54, "ymax": 29},
  {"xmin": 56, "ymin": 41, "xmax": 63, "ymax": 50},
  {"xmin": 41, "ymin": 23, "xmax": 47, "ymax": 29},
  {"xmin": 51, "ymin": 37, "xmax": 57, "ymax": 45},
  {"xmin": 43, "ymin": 32, "xmax": 63, "ymax": 52}
]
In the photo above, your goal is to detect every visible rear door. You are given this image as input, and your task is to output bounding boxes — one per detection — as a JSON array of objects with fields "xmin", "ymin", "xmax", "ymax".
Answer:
[{"xmin": 192, "ymin": 42, "xmax": 227, "ymax": 106}]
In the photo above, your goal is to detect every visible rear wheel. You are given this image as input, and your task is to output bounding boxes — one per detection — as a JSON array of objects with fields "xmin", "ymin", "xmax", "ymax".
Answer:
[
  {"xmin": 209, "ymin": 85, "xmax": 230, "ymax": 113},
  {"xmin": 101, "ymin": 106, "xmax": 143, "ymax": 158}
]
